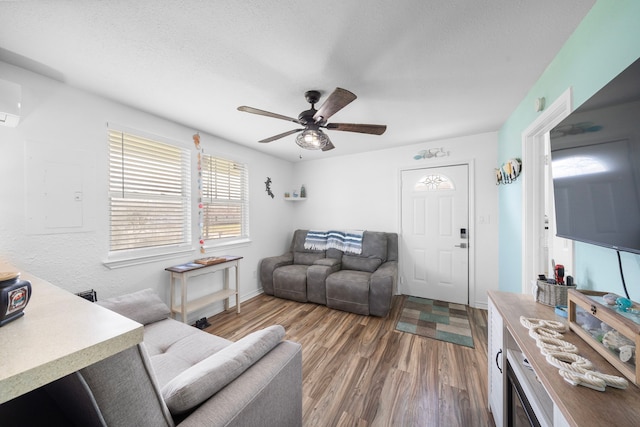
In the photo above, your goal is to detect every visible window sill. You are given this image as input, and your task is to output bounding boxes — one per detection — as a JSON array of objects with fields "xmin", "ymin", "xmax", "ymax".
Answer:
[
  {"xmin": 202, "ymin": 237, "xmax": 251, "ymax": 252},
  {"xmin": 104, "ymin": 246, "xmax": 194, "ymax": 269}
]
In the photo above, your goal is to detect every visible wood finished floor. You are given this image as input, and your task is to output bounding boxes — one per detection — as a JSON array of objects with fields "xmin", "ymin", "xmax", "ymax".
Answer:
[{"xmin": 206, "ymin": 294, "xmax": 495, "ymax": 427}]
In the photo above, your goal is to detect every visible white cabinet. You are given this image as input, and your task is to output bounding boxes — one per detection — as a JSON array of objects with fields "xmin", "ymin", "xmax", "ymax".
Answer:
[
  {"xmin": 488, "ymin": 298, "xmax": 505, "ymax": 427},
  {"xmin": 489, "ymin": 292, "xmax": 576, "ymax": 427}
]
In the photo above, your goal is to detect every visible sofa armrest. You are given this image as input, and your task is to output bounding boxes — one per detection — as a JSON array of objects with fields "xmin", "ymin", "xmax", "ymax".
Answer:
[
  {"xmin": 162, "ymin": 326, "xmax": 285, "ymax": 415},
  {"xmin": 306, "ymin": 258, "xmax": 341, "ymax": 305},
  {"xmin": 259, "ymin": 253, "xmax": 294, "ymax": 295},
  {"xmin": 177, "ymin": 340, "xmax": 302, "ymax": 427},
  {"xmin": 97, "ymin": 288, "xmax": 171, "ymax": 325},
  {"xmin": 369, "ymin": 261, "xmax": 398, "ymax": 317}
]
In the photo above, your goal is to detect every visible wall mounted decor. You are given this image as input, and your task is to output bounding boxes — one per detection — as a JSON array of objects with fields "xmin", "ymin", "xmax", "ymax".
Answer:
[
  {"xmin": 414, "ymin": 147, "xmax": 449, "ymax": 160},
  {"xmin": 193, "ymin": 133, "xmax": 205, "ymax": 253},
  {"xmin": 495, "ymin": 158, "xmax": 521, "ymax": 185},
  {"xmin": 265, "ymin": 177, "xmax": 274, "ymax": 198}
]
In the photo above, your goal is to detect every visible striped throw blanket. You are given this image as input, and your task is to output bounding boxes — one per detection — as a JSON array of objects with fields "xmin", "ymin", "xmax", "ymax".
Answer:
[{"xmin": 304, "ymin": 230, "xmax": 364, "ymax": 255}]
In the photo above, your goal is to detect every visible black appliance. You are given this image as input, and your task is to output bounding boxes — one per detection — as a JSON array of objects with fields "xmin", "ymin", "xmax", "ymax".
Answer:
[
  {"xmin": 506, "ymin": 360, "xmax": 542, "ymax": 427},
  {"xmin": 549, "ymin": 57, "xmax": 640, "ymax": 255}
]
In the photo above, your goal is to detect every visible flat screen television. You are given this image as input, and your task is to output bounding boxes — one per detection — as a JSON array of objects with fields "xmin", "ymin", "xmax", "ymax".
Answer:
[{"xmin": 549, "ymin": 57, "xmax": 640, "ymax": 255}]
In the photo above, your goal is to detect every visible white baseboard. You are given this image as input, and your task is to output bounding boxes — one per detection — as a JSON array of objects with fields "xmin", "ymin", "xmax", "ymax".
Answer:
[{"xmin": 241, "ymin": 288, "xmax": 264, "ymax": 302}]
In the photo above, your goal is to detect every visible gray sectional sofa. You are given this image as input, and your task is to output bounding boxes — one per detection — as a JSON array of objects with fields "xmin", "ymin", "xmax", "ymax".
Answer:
[
  {"xmin": 260, "ymin": 229, "xmax": 398, "ymax": 316},
  {"xmin": 0, "ymin": 289, "xmax": 302, "ymax": 427}
]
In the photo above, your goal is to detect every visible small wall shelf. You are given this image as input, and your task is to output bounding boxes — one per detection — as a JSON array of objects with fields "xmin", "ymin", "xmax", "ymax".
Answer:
[{"xmin": 284, "ymin": 197, "xmax": 306, "ymax": 201}]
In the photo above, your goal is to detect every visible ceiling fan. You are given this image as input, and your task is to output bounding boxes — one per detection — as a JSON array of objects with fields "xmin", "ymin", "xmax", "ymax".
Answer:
[{"xmin": 237, "ymin": 87, "xmax": 386, "ymax": 151}]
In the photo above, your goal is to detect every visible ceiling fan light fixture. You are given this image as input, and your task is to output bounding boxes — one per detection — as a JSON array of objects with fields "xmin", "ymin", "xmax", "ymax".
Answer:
[
  {"xmin": 238, "ymin": 87, "xmax": 386, "ymax": 151},
  {"xmin": 295, "ymin": 129, "xmax": 328, "ymax": 150}
]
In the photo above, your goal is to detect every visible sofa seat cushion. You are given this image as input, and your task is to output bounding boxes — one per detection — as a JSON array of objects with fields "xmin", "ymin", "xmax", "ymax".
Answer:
[
  {"xmin": 326, "ymin": 270, "xmax": 371, "ymax": 315},
  {"xmin": 273, "ymin": 264, "xmax": 309, "ymax": 302},
  {"xmin": 161, "ymin": 325, "xmax": 286, "ymax": 415},
  {"xmin": 144, "ymin": 318, "xmax": 232, "ymax": 388}
]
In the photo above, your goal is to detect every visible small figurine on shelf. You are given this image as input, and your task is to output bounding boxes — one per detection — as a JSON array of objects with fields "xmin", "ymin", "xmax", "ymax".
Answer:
[{"xmin": 300, "ymin": 185, "xmax": 306, "ymax": 198}]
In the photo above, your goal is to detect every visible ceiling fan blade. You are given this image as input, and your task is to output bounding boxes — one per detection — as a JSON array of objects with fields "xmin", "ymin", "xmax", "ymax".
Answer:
[
  {"xmin": 313, "ymin": 88, "xmax": 357, "ymax": 123},
  {"xmin": 259, "ymin": 129, "xmax": 303, "ymax": 143},
  {"xmin": 325, "ymin": 123, "xmax": 387, "ymax": 135},
  {"xmin": 238, "ymin": 106, "xmax": 301, "ymax": 124}
]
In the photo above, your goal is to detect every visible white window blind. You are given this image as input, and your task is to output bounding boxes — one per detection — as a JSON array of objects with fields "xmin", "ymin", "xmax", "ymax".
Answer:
[
  {"xmin": 202, "ymin": 154, "xmax": 249, "ymax": 241},
  {"xmin": 108, "ymin": 128, "xmax": 191, "ymax": 252}
]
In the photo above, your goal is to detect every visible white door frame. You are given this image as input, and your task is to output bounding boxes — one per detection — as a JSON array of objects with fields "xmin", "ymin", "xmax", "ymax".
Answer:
[
  {"xmin": 398, "ymin": 159, "xmax": 476, "ymax": 307},
  {"xmin": 521, "ymin": 88, "xmax": 573, "ymax": 295}
]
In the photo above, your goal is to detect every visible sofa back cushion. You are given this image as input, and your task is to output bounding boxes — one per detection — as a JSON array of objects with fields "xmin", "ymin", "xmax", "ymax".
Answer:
[
  {"xmin": 291, "ymin": 229, "xmax": 325, "ymax": 265},
  {"xmin": 341, "ymin": 231, "xmax": 388, "ymax": 272}
]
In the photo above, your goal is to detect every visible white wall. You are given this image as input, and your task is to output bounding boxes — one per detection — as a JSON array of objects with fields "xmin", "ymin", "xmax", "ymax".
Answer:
[
  {"xmin": 291, "ymin": 132, "xmax": 499, "ymax": 308},
  {"xmin": 0, "ymin": 61, "xmax": 295, "ymax": 323},
  {"xmin": 0, "ymin": 60, "xmax": 500, "ymax": 316}
]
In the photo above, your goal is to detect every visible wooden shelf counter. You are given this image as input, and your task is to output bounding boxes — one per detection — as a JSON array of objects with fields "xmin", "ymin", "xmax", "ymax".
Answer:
[{"xmin": 489, "ymin": 290, "xmax": 640, "ymax": 427}]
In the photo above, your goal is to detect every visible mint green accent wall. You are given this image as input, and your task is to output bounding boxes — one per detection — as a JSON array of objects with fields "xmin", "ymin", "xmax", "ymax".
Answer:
[
  {"xmin": 574, "ymin": 245, "xmax": 640, "ymax": 300},
  {"xmin": 498, "ymin": 0, "xmax": 640, "ymax": 295}
]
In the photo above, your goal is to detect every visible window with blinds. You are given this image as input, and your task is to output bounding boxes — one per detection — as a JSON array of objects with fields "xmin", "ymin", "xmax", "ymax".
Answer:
[
  {"xmin": 108, "ymin": 128, "xmax": 191, "ymax": 253},
  {"xmin": 201, "ymin": 155, "xmax": 249, "ymax": 241}
]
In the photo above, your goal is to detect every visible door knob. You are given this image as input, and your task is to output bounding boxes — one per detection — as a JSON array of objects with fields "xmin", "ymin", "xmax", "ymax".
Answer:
[{"xmin": 454, "ymin": 243, "xmax": 468, "ymax": 248}]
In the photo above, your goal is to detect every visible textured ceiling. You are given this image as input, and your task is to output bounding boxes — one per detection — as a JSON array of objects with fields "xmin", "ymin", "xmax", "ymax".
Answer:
[{"xmin": 0, "ymin": 0, "xmax": 595, "ymax": 162}]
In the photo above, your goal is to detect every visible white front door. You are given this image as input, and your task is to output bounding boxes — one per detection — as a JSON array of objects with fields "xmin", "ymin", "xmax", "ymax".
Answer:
[
  {"xmin": 401, "ymin": 165, "xmax": 469, "ymax": 304},
  {"xmin": 544, "ymin": 133, "xmax": 574, "ymax": 281}
]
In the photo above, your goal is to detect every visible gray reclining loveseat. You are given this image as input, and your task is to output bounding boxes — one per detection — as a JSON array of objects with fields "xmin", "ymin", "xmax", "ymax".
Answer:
[{"xmin": 260, "ymin": 229, "xmax": 398, "ymax": 317}]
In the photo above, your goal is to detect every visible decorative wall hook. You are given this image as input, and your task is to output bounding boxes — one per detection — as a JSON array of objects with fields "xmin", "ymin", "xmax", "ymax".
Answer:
[
  {"xmin": 496, "ymin": 158, "xmax": 521, "ymax": 185},
  {"xmin": 414, "ymin": 147, "xmax": 449, "ymax": 160}
]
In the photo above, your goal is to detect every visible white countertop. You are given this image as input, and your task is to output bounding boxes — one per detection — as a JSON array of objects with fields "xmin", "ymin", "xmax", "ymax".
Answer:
[{"xmin": 0, "ymin": 261, "xmax": 143, "ymax": 404}]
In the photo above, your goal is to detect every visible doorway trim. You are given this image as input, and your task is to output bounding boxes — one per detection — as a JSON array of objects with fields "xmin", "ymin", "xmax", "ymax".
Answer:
[
  {"xmin": 398, "ymin": 159, "xmax": 476, "ymax": 307},
  {"xmin": 521, "ymin": 88, "xmax": 573, "ymax": 294}
]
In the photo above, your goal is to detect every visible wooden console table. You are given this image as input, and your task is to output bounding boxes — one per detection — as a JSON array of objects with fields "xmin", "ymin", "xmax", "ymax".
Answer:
[
  {"xmin": 0, "ymin": 261, "xmax": 143, "ymax": 404},
  {"xmin": 488, "ymin": 290, "xmax": 640, "ymax": 426},
  {"xmin": 166, "ymin": 256, "xmax": 242, "ymax": 323}
]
